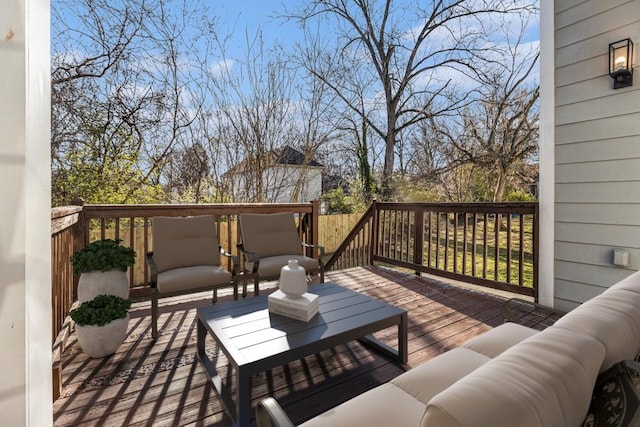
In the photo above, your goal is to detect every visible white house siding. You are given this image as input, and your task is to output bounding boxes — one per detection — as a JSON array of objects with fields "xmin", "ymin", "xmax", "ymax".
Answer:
[
  {"xmin": 264, "ymin": 166, "xmax": 323, "ymax": 203},
  {"xmin": 554, "ymin": 0, "xmax": 640, "ymax": 311}
]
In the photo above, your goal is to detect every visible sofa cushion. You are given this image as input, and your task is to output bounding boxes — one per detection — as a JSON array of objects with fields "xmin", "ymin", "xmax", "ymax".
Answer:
[
  {"xmin": 299, "ymin": 382, "xmax": 426, "ymax": 427},
  {"xmin": 421, "ymin": 327, "xmax": 606, "ymax": 427},
  {"xmin": 554, "ymin": 288, "xmax": 640, "ymax": 372},
  {"xmin": 391, "ymin": 347, "xmax": 490, "ymax": 405},
  {"xmin": 462, "ymin": 322, "xmax": 539, "ymax": 358},
  {"xmin": 605, "ymin": 270, "xmax": 640, "ymax": 295}
]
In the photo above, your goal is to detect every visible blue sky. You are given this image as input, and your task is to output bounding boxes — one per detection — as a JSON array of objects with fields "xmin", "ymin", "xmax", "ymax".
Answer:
[{"xmin": 212, "ymin": 1, "xmax": 302, "ymax": 60}]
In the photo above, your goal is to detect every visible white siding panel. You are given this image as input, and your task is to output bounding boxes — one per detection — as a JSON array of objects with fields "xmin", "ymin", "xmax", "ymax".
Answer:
[
  {"xmin": 556, "ymin": 137, "xmax": 640, "ymax": 163},
  {"xmin": 556, "ymin": 260, "xmax": 631, "ymax": 288},
  {"xmin": 555, "ymin": 241, "xmax": 640, "ymax": 270},
  {"xmin": 554, "ymin": 277, "xmax": 609, "ymax": 302},
  {"xmin": 556, "ymin": 158, "xmax": 640, "ymax": 183},
  {"xmin": 556, "ymin": 203, "xmax": 640, "ymax": 225},
  {"xmin": 555, "ymin": 113, "xmax": 640, "ymax": 144},
  {"xmin": 556, "ymin": 90, "xmax": 640, "ymax": 125},
  {"xmin": 556, "ymin": 222, "xmax": 640, "ymax": 248},
  {"xmin": 556, "ymin": 1, "xmax": 628, "ymax": 30},
  {"xmin": 556, "ymin": 182, "xmax": 640, "ymax": 203}
]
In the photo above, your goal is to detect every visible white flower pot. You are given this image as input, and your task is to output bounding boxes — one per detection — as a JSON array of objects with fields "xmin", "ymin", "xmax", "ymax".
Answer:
[
  {"xmin": 78, "ymin": 268, "xmax": 130, "ymax": 303},
  {"xmin": 75, "ymin": 314, "xmax": 129, "ymax": 358},
  {"xmin": 279, "ymin": 259, "xmax": 307, "ymax": 298}
]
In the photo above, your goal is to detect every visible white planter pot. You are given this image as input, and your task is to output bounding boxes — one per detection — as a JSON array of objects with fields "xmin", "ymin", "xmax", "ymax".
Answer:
[
  {"xmin": 75, "ymin": 314, "xmax": 129, "ymax": 358},
  {"xmin": 279, "ymin": 259, "xmax": 308, "ymax": 298},
  {"xmin": 78, "ymin": 268, "xmax": 130, "ymax": 303}
]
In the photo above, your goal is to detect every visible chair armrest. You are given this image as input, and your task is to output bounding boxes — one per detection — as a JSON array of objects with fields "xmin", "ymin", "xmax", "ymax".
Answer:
[
  {"xmin": 219, "ymin": 246, "xmax": 239, "ymax": 275},
  {"xmin": 301, "ymin": 242, "xmax": 325, "ymax": 264},
  {"xmin": 145, "ymin": 252, "xmax": 158, "ymax": 289},
  {"xmin": 256, "ymin": 397, "xmax": 295, "ymax": 427},
  {"xmin": 237, "ymin": 242, "xmax": 261, "ymax": 273}
]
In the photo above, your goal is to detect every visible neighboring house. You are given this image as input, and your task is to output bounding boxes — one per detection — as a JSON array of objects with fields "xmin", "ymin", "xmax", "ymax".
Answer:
[
  {"xmin": 222, "ymin": 145, "xmax": 323, "ymax": 203},
  {"xmin": 539, "ymin": 0, "xmax": 640, "ymax": 311}
]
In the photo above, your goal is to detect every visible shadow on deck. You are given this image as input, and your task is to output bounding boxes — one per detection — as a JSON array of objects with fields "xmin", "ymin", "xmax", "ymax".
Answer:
[{"xmin": 53, "ymin": 266, "xmax": 559, "ymax": 426}]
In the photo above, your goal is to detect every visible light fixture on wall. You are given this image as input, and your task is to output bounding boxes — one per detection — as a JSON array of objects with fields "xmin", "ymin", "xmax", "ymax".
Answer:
[{"xmin": 609, "ymin": 38, "xmax": 634, "ymax": 89}]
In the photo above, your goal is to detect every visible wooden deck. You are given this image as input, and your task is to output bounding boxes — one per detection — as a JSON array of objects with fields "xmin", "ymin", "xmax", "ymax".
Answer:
[{"xmin": 53, "ymin": 266, "xmax": 560, "ymax": 427}]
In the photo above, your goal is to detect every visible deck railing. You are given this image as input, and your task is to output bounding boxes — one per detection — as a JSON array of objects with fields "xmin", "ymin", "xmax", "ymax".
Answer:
[
  {"xmin": 326, "ymin": 200, "xmax": 539, "ymax": 300},
  {"xmin": 50, "ymin": 199, "xmax": 538, "ymax": 399}
]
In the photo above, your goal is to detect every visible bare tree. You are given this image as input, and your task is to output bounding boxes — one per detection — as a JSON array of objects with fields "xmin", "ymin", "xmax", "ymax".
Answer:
[
  {"xmin": 435, "ymin": 16, "xmax": 540, "ymax": 202},
  {"xmin": 51, "ymin": 0, "xmax": 217, "ymax": 204},
  {"xmin": 287, "ymin": 0, "xmax": 535, "ymax": 200},
  {"xmin": 208, "ymin": 30, "xmax": 337, "ymax": 203}
]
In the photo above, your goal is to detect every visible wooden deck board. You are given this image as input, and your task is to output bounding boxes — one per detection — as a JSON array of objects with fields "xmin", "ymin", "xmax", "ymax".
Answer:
[{"xmin": 53, "ymin": 266, "xmax": 560, "ymax": 426}]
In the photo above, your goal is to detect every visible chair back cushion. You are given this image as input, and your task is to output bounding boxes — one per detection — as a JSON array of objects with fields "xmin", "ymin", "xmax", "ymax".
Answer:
[
  {"xmin": 239, "ymin": 213, "xmax": 302, "ymax": 259},
  {"xmin": 152, "ymin": 215, "xmax": 220, "ymax": 272}
]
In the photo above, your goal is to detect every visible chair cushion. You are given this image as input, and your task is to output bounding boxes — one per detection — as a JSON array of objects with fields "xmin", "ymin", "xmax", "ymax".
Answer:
[
  {"xmin": 239, "ymin": 213, "xmax": 303, "ymax": 259},
  {"xmin": 391, "ymin": 347, "xmax": 490, "ymax": 405},
  {"xmin": 152, "ymin": 215, "xmax": 221, "ymax": 272},
  {"xmin": 246, "ymin": 255, "xmax": 320, "ymax": 278},
  {"xmin": 157, "ymin": 265, "xmax": 232, "ymax": 294},
  {"xmin": 462, "ymin": 322, "xmax": 539, "ymax": 358},
  {"xmin": 421, "ymin": 327, "xmax": 606, "ymax": 427},
  {"xmin": 299, "ymin": 382, "xmax": 426, "ymax": 427}
]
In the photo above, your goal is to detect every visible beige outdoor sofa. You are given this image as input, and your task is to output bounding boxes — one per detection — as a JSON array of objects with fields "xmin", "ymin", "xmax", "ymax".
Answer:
[
  {"xmin": 257, "ymin": 270, "xmax": 640, "ymax": 426},
  {"xmin": 237, "ymin": 212, "xmax": 325, "ymax": 297},
  {"xmin": 146, "ymin": 215, "xmax": 238, "ymax": 339}
]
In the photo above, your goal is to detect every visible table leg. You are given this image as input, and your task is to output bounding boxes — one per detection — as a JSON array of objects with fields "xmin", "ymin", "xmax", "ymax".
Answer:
[
  {"xmin": 399, "ymin": 311, "xmax": 408, "ymax": 364},
  {"xmin": 235, "ymin": 369, "xmax": 252, "ymax": 427},
  {"xmin": 196, "ymin": 319, "xmax": 239, "ymax": 424}
]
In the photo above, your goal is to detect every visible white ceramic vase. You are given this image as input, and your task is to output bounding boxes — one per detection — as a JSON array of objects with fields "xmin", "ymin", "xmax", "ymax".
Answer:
[
  {"xmin": 78, "ymin": 268, "xmax": 130, "ymax": 303},
  {"xmin": 75, "ymin": 314, "xmax": 129, "ymax": 358},
  {"xmin": 279, "ymin": 259, "xmax": 307, "ymax": 298}
]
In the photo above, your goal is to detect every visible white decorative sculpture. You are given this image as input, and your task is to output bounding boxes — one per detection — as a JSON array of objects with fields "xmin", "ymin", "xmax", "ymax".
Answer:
[{"xmin": 279, "ymin": 259, "xmax": 307, "ymax": 298}]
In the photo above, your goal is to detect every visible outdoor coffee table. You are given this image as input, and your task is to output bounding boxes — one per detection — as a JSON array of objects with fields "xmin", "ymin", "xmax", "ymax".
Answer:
[{"xmin": 196, "ymin": 281, "xmax": 408, "ymax": 427}]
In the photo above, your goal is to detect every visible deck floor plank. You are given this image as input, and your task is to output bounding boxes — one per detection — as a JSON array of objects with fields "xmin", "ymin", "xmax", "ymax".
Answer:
[{"xmin": 54, "ymin": 266, "xmax": 560, "ymax": 426}]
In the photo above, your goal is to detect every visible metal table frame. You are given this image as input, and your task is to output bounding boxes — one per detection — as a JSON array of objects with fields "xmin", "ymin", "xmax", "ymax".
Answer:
[{"xmin": 196, "ymin": 282, "xmax": 408, "ymax": 427}]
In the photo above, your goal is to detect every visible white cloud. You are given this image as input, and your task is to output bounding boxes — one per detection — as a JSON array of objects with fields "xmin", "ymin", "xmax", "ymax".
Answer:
[{"xmin": 209, "ymin": 58, "xmax": 236, "ymax": 77}]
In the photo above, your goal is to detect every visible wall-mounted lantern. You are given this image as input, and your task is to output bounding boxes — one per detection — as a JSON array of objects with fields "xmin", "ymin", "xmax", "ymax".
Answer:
[{"xmin": 609, "ymin": 38, "xmax": 634, "ymax": 89}]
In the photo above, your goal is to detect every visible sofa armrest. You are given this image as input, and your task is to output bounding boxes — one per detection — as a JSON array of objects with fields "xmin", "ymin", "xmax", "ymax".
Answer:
[
  {"xmin": 236, "ymin": 242, "xmax": 261, "ymax": 273},
  {"xmin": 256, "ymin": 397, "xmax": 295, "ymax": 427}
]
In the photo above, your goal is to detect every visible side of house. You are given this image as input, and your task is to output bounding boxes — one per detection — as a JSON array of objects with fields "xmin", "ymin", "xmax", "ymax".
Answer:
[
  {"xmin": 552, "ymin": 0, "xmax": 640, "ymax": 311},
  {"xmin": 222, "ymin": 145, "xmax": 323, "ymax": 203}
]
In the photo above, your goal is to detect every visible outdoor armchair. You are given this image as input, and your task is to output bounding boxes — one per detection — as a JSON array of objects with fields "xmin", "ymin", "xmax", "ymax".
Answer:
[
  {"xmin": 146, "ymin": 215, "xmax": 238, "ymax": 339},
  {"xmin": 237, "ymin": 212, "xmax": 325, "ymax": 297}
]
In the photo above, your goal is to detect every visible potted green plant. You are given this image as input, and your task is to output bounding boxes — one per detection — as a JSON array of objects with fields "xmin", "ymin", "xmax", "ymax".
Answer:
[
  {"xmin": 71, "ymin": 238, "xmax": 136, "ymax": 303},
  {"xmin": 70, "ymin": 294, "xmax": 132, "ymax": 358}
]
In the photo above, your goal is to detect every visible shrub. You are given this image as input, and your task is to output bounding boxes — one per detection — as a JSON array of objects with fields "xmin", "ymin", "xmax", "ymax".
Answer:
[
  {"xmin": 71, "ymin": 238, "xmax": 136, "ymax": 274},
  {"xmin": 70, "ymin": 294, "xmax": 131, "ymax": 327}
]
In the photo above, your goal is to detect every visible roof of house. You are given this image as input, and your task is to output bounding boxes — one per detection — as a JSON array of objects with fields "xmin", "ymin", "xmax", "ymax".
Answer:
[{"xmin": 223, "ymin": 145, "xmax": 323, "ymax": 177}]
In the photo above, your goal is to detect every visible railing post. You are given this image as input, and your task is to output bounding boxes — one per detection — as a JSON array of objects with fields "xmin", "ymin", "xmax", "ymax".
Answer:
[
  {"xmin": 71, "ymin": 197, "xmax": 86, "ymax": 301},
  {"xmin": 311, "ymin": 199, "xmax": 319, "ymax": 259},
  {"xmin": 413, "ymin": 209, "xmax": 424, "ymax": 275},
  {"xmin": 369, "ymin": 199, "xmax": 378, "ymax": 265}
]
